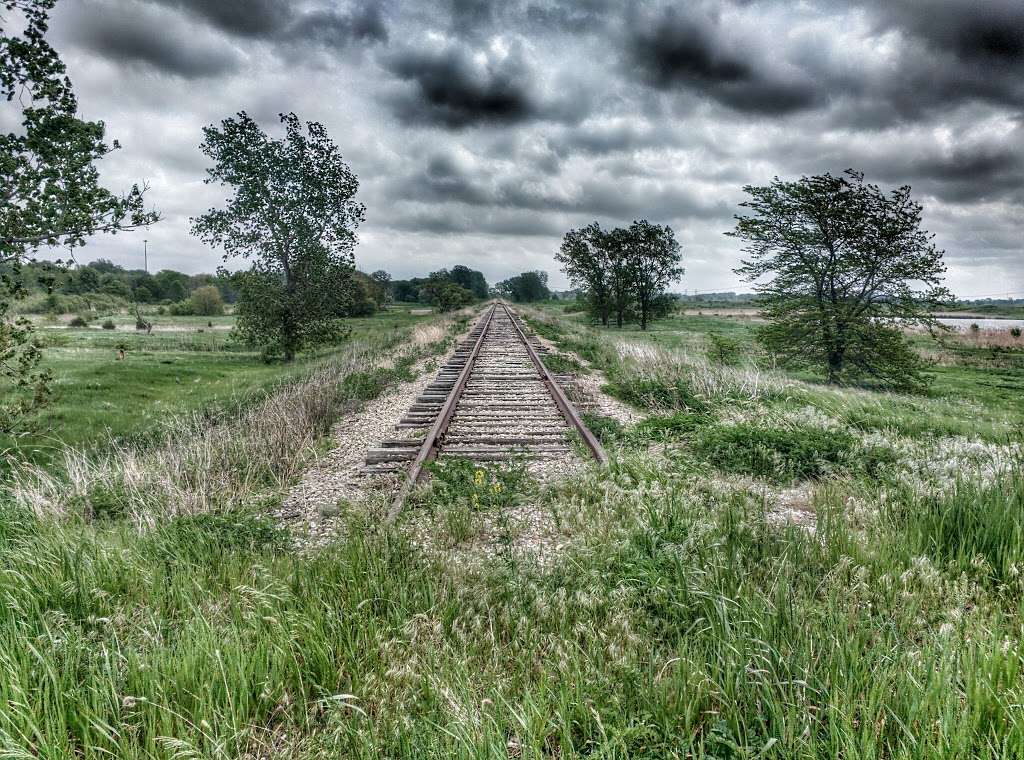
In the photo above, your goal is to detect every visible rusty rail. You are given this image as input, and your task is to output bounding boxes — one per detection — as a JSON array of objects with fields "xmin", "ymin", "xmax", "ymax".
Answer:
[
  {"xmin": 384, "ymin": 301, "xmax": 606, "ymax": 523},
  {"xmin": 385, "ymin": 303, "xmax": 497, "ymax": 523},
  {"xmin": 500, "ymin": 302, "xmax": 608, "ymax": 465}
]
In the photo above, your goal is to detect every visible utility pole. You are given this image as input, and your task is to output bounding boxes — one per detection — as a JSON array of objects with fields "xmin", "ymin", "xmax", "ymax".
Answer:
[{"xmin": 143, "ymin": 239, "xmax": 148, "ymax": 273}]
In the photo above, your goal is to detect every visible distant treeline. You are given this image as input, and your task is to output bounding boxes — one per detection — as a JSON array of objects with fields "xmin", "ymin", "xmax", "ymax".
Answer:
[{"xmin": 9, "ymin": 259, "xmax": 388, "ymax": 317}]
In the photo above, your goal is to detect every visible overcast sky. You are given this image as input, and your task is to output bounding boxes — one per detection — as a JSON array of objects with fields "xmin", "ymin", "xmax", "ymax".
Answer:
[{"xmin": 43, "ymin": 0, "xmax": 1024, "ymax": 296}]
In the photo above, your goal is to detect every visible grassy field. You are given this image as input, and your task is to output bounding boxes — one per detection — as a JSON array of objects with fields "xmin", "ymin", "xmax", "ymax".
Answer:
[
  {"xmin": 1, "ymin": 302, "xmax": 1023, "ymax": 757},
  {"xmin": 2, "ymin": 306, "xmax": 439, "ymax": 468}
]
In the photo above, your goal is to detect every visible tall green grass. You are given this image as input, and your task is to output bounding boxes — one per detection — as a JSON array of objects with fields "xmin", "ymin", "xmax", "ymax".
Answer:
[{"xmin": 1, "ymin": 463, "xmax": 1022, "ymax": 757}]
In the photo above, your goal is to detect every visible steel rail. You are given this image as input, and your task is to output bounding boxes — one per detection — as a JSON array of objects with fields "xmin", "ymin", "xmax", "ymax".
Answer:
[
  {"xmin": 499, "ymin": 302, "xmax": 608, "ymax": 465},
  {"xmin": 384, "ymin": 303, "xmax": 498, "ymax": 523}
]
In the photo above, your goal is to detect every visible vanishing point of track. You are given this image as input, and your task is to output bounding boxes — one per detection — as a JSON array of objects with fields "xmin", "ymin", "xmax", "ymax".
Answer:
[{"xmin": 364, "ymin": 302, "xmax": 607, "ymax": 521}]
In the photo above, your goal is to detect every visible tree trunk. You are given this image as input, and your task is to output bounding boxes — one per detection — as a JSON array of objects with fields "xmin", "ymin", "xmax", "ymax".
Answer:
[{"xmin": 826, "ymin": 351, "xmax": 843, "ymax": 384}]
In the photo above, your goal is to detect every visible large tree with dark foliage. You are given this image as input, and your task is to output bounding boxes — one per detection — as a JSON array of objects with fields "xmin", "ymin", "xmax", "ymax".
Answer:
[
  {"xmin": 731, "ymin": 170, "xmax": 952, "ymax": 390},
  {"xmin": 557, "ymin": 220, "xmax": 682, "ymax": 329},
  {"xmin": 192, "ymin": 111, "xmax": 364, "ymax": 361},
  {"xmin": 497, "ymin": 271, "xmax": 551, "ymax": 303},
  {"xmin": 625, "ymin": 220, "xmax": 683, "ymax": 330},
  {"xmin": 1, "ymin": 0, "xmax": 157, "ymax": 431},
  {"xmin": 556, "ymin": 222, "xmax": 612, "ymax": 326}
]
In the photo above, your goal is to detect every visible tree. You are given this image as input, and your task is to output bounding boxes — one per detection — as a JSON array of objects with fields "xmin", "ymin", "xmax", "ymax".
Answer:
[
  {"xmin": 188, "ymin": 285, "xmax": 224, "ymax": 316},
  {"xmin": 448, "ymin": 264, "xmax": 488, "ymax": 299},
  {"xmin": 191, "ymin": 112, "xmax": 364, "ymax": 361},
  {"xmin": 1, "ymin": 0, "xmax": 157, "ymax": 431},
  {"xmin": 419, "ymin": 277, "xmax": 474, "ymax": 312},
  {"xmin": 497, "ymin": 271, "xmax": 551, "ymax": 303},
  {"xmin": 556, "ymin": 222, "xmax": 612, "ymax": 326},
  {"xmin": 625, "ymin": 219, "xmax": 683, "ymax": 330},
  {"xmin": 154, "ymin": 269, "xmax": 190, "ymax": 301},
  {"xmin": 370, "ymin": 269, "xmax": 392, "ymax": 303},
  {"xmin": 730, "ymin": 170, "xmax": 953, "ymax": 389}
]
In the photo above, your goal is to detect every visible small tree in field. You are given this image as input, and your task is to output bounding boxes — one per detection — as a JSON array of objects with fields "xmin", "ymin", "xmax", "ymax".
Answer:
[
  {"xmin": 730, "ymin": 170, "xmax": 952, "ymax": 390},
  {"xmin": 188, "ymin": 285, "xmax": 224, "ymax": 316},
  {"xmin": 625, "ymin": 219, "xmax": 683, "ymax": 330},
  {"xmin": 192, "ymin": 112, "xmax": 364, "ymax": 361}
]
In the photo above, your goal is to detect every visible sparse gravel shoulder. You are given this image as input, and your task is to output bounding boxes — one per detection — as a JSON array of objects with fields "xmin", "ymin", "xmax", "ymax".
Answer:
[
  {"xmin": 530, "ymin": 329, "xmax": 642, "ymax": 425},
  {"xmin": 273, "ymin": 316, "xmax": 476, "ymax": 547}
]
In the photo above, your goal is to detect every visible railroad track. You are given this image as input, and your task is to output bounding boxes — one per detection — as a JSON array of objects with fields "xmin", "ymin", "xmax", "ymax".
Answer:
[{"xmin": 362, "ymin": 302, "xmax": 607, "ymax": 520}]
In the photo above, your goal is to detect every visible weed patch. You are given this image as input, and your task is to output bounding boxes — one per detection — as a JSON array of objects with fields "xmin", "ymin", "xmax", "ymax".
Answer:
[
  {"xmin": 633, "ymin": 411, "xmax": 711, "ymax": 442},
  {"xmin": 694, "ymin": 423, "xmax": 894, "ymax": 482}
]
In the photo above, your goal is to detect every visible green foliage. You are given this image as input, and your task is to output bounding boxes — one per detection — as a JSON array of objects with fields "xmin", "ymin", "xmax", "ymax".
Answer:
[
  {"xmin": 732, "ymin": 170, "xmax": 952, "ymax": 390},
  {"xmin": 706, "ymin": 333, "xmax": 742, "ymax": 365},
  {"xmin": 187, "ymin": 284, "xmax": 224, "ymax": 316},
  {"xmin": 192, "ymin": 111, "xmax": 364, "ymax": 361},
  {"xmin": 607, "ymin": 371, "xmax": 708, "ymax": 413},
  {"xmin": 418, "ymin": 277, "xmax": 474, "ymax": 312},
  {"xmin": 415, "ymin": 458, "xmax": 535, "ymax": 513},
  {"xmin": 147, "ymin": 511, "xmax": 288, "ymax": 564},
  {"xmin": 634, "ymin": 411, "xmax": 710, "ymax": 442},
  {"xmin": 69, "ymin": 314, "xmax": 88, "ymax": 327},
  {"xmin": 496, "ymin": 270, "xmax": 551, "ymax": 302},
  {"xmin": 579, "ymin": 412, "xmax": 625, "ymax": 442},
  {"xmin": 693, "ymin": 422, "xmax": 893, "ymax": 482},
  {"xmin": 1, "ymin": 2, "xmax": 157, "ymax": 433},
  {"xmin": 338, "ymin": 362, "xmax": 415, "ymax": 402},
  {"xmin": 557, "ymin": 220, "xmax": 683, "ymax": 329},
  {"xmin": 540, "ymin": 351, "xmax": 584, "ymax": 375},
  {"xmin": 1011, "ymin": 327, "xmax": 1022, "ymax": 338}
]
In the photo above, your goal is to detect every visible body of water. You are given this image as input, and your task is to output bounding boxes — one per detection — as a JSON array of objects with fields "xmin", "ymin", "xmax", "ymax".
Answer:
[{"xmin": 935, "ymin": 317, "xmax": 1024, "ymax": 331}]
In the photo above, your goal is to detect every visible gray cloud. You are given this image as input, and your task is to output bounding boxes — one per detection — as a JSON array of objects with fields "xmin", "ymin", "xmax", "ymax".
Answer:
[
  {"xmin": 144, "ymin": 0, "xmax": 388, "ymax": 47},
  {"xmin": 65, "ymin": 4, "xmax": 242, "ymax": 79},
  {"xmin": 622, "ymin": 4, "xmax": 823, "ymax": 115},
  {"xmin": 382, "ymin": 40, "xmax": 539, "ymax": 127},
  {"xmin": 39, "ymin": 0, "xmax": 1024, "ymax": 296}
]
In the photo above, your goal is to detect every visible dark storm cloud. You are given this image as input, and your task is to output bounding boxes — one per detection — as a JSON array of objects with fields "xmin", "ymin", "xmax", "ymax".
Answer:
[
  {"xmin": 145, "ymin": 0, "xmax": 388, "ymax": 48},
  {"xmin": 382, "ymin": 41, "xmax": 538, "ymax": 127},
  {"xmin": 622, "ymin": 5, "xmax": 822, "ymax": 115},
  {"xmin": 45, "ymin": 0, "xmax": 1023, "ymax": 293},
  {"xmin": 876, "ymin": 0, "xmax": 1024, "ymax": 64},
  {"xmin": 67, "ymin": 4, "xmax": 242, "ymax": 79}
]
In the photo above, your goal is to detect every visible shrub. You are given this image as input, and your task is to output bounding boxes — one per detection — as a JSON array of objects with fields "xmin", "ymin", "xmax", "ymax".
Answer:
[
  {"xmin": 580, "ymin": 412, "xmax": 625, "ymax": 442},
  {"xmin": 706, "ymin": 333, "xmax": 742, "ymax": 365},
  {"xmin": 1011, "ymin": 327, "xmax": 1022, "ymax": 339},
  {"xmin": 970, "ymin": 323, "xmax": 980, "ymax": 333},
  {"xmin": 634, "ymin": 411, "xmax": 710, "ymax": 442},
  {"xmin": 101, "ymin": 319, "xmax": 116, "ymax": 330},
  {"xmin": 69, "ymin": 315, "xmax": 89, "ymax": 328},
  {"xmin": 608, "ymin": 372, "xmax": 708, "ymax": 413},
  {"xmin": 189, "ymin": 285, "xmax": 225, "ymax": 316},
  {"xmin": 693, "ymin": 423, "xmax": 893, "ymax": 483}
]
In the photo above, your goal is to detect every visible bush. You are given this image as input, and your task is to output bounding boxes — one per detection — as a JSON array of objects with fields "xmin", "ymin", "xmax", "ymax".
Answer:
[
  {"xmin": 693, "ymin": 423, "xmax": 893, "ymax": 483},
  {"xmin": 189, "ymin": 285, "xmax": 225, "ymax": 316},
  {"xmin": 706, "ymin": 333, "xmax": 742, "ymax": 365},
  {"xmin": 1011, "ymin": 327, "xmax": 1022, "ymax": 338},
  {"xmin": 608, "ymin": 372, "xmax": 708, "ymax": 413},
  {"xmin": 101, "ymin": 319, "xmax": 116, "ymax": 330},
  {"xmin": 69, "ymin": 315, "xmax": 89, "ymax": 328},
  {"xmin": 634, "ymin": 411, "xmax": 710, "ymax": 442},
  {"xmin": 580, "ymin": 412, "xmax": 625, "ymax": 442}
]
